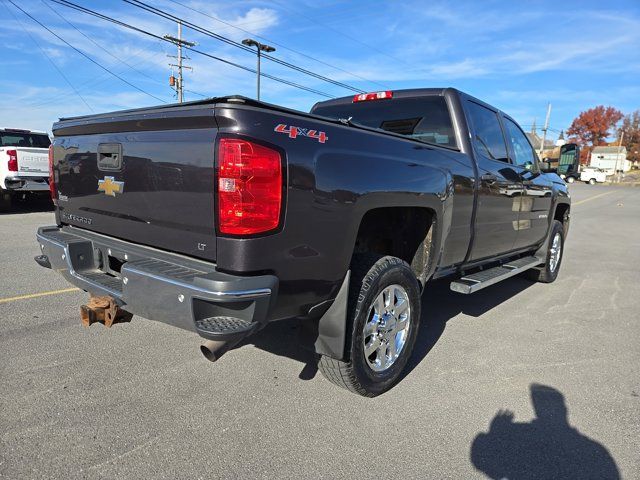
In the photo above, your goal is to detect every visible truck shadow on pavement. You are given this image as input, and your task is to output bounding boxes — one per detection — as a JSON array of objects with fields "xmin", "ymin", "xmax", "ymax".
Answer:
[
  {"xmin": 0, "ymin": 195, "xmax": 54, "ymax": 215},
  {"xmin": 245, "ymin": 275, "xmax": 537, "ymax": 383},
  {"xmin": 402, "ymin": 276, "xmax": 535, "ymax": 379},
  {"xmin": 470, "ymin": 383, "xmax": 620, "ymax": 479}
]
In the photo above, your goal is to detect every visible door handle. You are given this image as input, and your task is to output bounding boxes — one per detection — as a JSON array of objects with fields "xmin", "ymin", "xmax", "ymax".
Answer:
[{"xmin": 481, "ymin": 173, "xmax": 498, "ymax": 183}]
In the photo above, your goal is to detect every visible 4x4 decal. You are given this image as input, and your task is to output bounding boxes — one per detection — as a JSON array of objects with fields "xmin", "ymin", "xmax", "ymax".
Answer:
[{"xmin": 275, "ymin": 124, "xmax": 328, "ymax": 144}]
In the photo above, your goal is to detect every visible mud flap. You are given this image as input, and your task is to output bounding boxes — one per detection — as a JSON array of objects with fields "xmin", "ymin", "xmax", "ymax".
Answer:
[{"xmin": 302, "ymin": 271, "xmax": 350, "ymax": 360}]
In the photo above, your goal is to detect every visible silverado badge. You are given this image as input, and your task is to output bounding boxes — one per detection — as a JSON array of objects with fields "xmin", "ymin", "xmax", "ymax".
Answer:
[{"xmin": 98, "ymin": 176, "xmax": 124, "ymax": 197}]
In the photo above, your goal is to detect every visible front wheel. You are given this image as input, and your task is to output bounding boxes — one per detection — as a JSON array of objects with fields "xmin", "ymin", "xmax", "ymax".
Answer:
[
  {"xmin": 318, "ymin": 254, "xmax": 421, "ymax": 397},
  {"xmin": 589, "ymin": 178, "xmax": 596, "ymax": 185},
  {"xmin": 566, "ymin": 176, "xmax": 575, "ymax": 184},
  {"xmin": 525, "ymin": 220, "xmax": 564, "ymax": 283}
]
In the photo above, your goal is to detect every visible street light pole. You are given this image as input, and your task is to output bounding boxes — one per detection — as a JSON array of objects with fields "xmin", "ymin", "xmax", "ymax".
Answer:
[{"xmin": 242, "ymin": 38, "xmax": 275, "ymax": 101}]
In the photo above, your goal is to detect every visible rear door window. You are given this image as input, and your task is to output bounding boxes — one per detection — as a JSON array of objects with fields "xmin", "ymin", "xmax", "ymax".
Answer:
[
  {"xmin": 312, "ymin": 96, "xmax": 457, "ymax": 148},
  {"xmin": 466, "ymin": 101, "xmax": 509, "ymax": 163}
]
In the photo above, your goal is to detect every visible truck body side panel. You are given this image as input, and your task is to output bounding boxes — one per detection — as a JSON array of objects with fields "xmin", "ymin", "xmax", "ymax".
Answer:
[{"xmin": 213, "ymin": 104, "xmax": 475, "ymax": 321}]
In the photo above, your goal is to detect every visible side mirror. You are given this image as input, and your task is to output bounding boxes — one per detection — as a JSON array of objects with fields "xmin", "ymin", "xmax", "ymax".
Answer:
[{"xmin": 539, "ymin": 161, "xmax": 552, "ymax": 172}]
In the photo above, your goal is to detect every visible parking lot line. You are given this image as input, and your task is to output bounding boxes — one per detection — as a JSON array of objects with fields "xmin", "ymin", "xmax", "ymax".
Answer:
[
  {"xmin": 0, "ymin": 287, "xmax": 80, "ymax": 304},
  {"xmin": 572, "ymin": 190, "xmax": 615, "ymax": 206}
]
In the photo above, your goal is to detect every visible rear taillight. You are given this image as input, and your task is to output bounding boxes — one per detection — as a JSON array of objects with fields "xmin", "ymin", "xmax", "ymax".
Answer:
[
  {"xmin": 353, "ymin": 90, "xmax": 393, "ymax": 102},
  {"xmin": 48, "ymin": 145, "xmax": 57, "ymax": 202},
  {"xmin": 217, "ymin": 138, "xmax": 283, "ymax": 235},
  {"xmin": 7, "ymin": 149, "xmax": 18, "ymax": 172}
]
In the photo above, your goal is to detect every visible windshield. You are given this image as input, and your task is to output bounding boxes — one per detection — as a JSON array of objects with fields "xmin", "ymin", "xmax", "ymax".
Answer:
[
  {"xmin": 312, "ymin": 96, "xmax": 457, "ymax": 148},
  {"xmin": 0, "ymin": 132, "xmax": 51, "ymax": 148}
]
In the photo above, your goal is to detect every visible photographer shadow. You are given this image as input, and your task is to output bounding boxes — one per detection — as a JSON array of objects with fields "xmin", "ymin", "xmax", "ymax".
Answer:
[{"xmin": 471, "ymin": 384, "xmax": 619, "ymax": 479}]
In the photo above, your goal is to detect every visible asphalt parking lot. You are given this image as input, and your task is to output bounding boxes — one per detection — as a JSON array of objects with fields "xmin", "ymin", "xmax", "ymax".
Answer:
[{"xmin": 1, "ymin": 183, "xmax": 639, "ymax": 479}]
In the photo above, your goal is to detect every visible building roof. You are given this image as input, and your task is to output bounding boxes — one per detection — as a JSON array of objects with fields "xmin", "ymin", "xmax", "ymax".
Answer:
[
  {"xmin": 525, "ymin": 132, "xmax": 555, "ymax": 150},
  {"xmin": 592, "ymin": 146, "xmax": 627, "ymax": 154}
]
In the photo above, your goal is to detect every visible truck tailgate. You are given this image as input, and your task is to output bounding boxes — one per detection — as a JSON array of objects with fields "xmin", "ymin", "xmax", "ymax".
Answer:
[
  {"xmin": 53, "ymin": 122, "xmax": 219, "ymax": 261},
  {"xmin": 16, "ymin": 148, "xmax": 49, "ymax": 176}
]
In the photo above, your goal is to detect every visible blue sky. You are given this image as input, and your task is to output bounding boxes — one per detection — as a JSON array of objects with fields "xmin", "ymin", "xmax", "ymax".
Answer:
[{"xmin": 1, "ymin": 0, "xmax": 639, "ymax": 139}]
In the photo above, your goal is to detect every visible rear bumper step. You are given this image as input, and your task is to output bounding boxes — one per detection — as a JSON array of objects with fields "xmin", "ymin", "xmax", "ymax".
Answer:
[
  {"xmin": 450, "ymin": 256, "xmax": 543, "ymax": 294},
  {"xmin": 35, "ymin": 225, "xmax": 278, "ymax": 340}
]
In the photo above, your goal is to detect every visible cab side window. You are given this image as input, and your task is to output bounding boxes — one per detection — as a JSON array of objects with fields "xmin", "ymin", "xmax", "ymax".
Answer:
[
  {"xmin": 503, "ymin": 117, "xmax": 537, "ymax": 171},
  {"xmin": 466, "ymin": 101, "xmax": 508, "ymax": 163}
]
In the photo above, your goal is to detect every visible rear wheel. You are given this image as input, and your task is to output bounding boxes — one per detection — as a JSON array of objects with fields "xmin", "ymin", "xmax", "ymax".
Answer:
[
  {"xmin": 566, "ymin": 176, "xmax": 575, "ymax": 184},
  {"xmin": 525, "ymin": 220, "xmax": 564, "ymax": 283},
  {"xmin": 318, "ymin": 254, "xmax": 421, "ymax": 397},
  {"xmin": 589, "ymin": 178, "xmax": 596, "ymax": 185}
]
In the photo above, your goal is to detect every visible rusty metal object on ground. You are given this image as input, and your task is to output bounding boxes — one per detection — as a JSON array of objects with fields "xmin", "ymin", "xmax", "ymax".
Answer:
[{"xmin": 80, "ymin": 295, "xmax": 133, "ymax": 328}]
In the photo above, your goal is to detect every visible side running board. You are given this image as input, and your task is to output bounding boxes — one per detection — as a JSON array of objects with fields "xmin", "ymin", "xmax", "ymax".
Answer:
[{"xmin": 450, "ymin": 256, "xmax": 543, "ymax": 294}]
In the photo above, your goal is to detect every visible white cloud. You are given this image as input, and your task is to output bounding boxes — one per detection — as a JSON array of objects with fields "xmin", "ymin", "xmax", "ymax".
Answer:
[{"xmin": 228, "ymin": 7, "xmax": 279, "ymax": 33}]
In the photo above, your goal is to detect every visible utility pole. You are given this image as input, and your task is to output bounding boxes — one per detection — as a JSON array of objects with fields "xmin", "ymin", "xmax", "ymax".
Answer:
[
  {"xmin": 539, "ymin": 103, "xmax": 552, "ymax": 159},
  {"xmin": 242, "ymin": 38, "xmax": 275, "ymax": 101},
  {"xmin": 615, "ymin": 131, "xmax": 624, "ymax": 183},
  {"xmin": 164, "ymin": 22, "xmax": 195, "ymax": 103}
]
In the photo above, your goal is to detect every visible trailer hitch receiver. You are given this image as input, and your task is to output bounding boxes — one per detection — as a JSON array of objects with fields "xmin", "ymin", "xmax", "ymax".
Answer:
[{"xmin": 80, "ymin": 295, "xmax": 133, "ymax": 328}]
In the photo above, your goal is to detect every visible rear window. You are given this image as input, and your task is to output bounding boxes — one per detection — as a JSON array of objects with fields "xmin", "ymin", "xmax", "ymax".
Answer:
[
  {"xmin": 0, "ymin": 132, "xmax": 51, "ymax": 148},
  {"xmin": 312, "ymin": 96, "xmax": 457, "ymax": 148}
]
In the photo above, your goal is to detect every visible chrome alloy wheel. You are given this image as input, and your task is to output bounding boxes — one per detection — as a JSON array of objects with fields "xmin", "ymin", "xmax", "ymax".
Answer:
[
  {"xmin": 549, "ymin": 232, "xmax": 562, "ymax": 273},
  {"xmin": 363, "ymin": 284, "xmax": 411, "ymax": 372}
]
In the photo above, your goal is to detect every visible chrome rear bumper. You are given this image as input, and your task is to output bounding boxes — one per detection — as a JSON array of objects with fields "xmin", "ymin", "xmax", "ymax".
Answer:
[{"xmin": 35, "ymin": 225, "xmax": 278, "ymax": 340}]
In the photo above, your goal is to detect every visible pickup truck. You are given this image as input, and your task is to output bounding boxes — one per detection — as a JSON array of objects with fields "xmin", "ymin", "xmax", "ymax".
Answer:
[
  {"xmin": 1, "ymin": 128, "xmax": 52, "ymax": 211},
  {"xmin": 580, "ymin": 166, "xmax": 607, "ymax": 185},
  {"xmin": 35, "ymin": 88, "xmax": 570, "ymax": 396}
]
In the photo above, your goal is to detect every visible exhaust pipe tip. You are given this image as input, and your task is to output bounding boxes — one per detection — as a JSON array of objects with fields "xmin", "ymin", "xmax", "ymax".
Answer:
[
  {"xmin": 200, "ymin": 337, "xmax": 243, "ymax": 363},
  {"xmin": 200, "ymin": 340, "xmax": 223, "ymax": 362}
]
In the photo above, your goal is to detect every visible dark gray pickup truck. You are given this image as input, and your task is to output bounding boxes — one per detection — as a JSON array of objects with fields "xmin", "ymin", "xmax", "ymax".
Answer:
[{"xmin": 36, "ymin": 88, "xmax": 570, "ymax": 396}]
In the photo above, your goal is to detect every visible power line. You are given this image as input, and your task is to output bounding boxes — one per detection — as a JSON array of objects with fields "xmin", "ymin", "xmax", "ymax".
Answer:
[
  {"xmin": 4, "ymin": 0, "xmax": 93, "ymax": 112},
  {"xmin": 7, "ymin": 0, "xmax": 167, "ymax": 104},
  {"xmin": 122, "ymin": 0, "xmax": 366, "ymax": 94},
  {"xmin": 51, "ymin": 0, "xmax": 335, "ymax": 99},
  {"xmin": 522, "ymin": 125, "xmax": 565, "ymax": 134},
  {"xmin": 39, "ymin": 1, "xmax": 209, "ymax": 101},
  {"xmin": 26, "ymin": 47, "xmax": 171, "ymax": 109},
  {"xmin": 184, "ymin": 89, "xmax": 207, "ymax": 98},
  {"xmin": 165, "ymin": 0, "xmax": 389, "ymax": 90},
  {"xmin": 41, "ymin": 0, "xmax": 158, "ymax": 86}
]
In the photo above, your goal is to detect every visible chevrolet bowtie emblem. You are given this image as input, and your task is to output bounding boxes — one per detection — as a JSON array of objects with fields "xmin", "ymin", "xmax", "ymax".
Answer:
[{"xmin": 98, "ymin": 176, "xmax": 124, "ymax": 197}]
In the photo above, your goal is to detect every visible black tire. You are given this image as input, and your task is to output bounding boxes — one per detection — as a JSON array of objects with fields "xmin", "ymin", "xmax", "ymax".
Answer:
[
  {"xmin": 525, "ymin": 220, "xmax": 564, "ymax": 283},
  {"xmin": 566, "ymin": 176, "xmax": 575, "ymax": 184},
  {"xmin": 589, "ymin": 178, "xmax": 596, "ymax": 185},
  {"xmin": 318, "ymin": 254, "xmax": 421, "ymax": 397}
]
